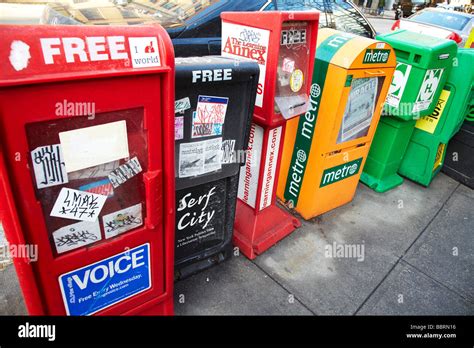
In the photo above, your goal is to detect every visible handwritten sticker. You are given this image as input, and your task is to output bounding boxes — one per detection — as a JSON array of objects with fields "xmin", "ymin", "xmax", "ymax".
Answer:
[
  {"xmin": 53, "ymin": 220, "xmax": 102, "ymax": 254},
  {"xmin": 79, "ymin": 179, "xmax": 114, "ymax": 197},
  {"xmin": 175, "ymin": 97, "xmax": 191, "ymax": 114},
  {"xmin": 221, "ymin": 139, "xmax": 236, "ymax": 164},
  {"xmin": 179, "ymin": 138, "xmax": 222, "ymax": 178},
  {"xmin": 192, "ymin": 96, "xmax": 229, "ymax": 138},
  {"xmin": 175, "ymin": 116, "xmax": 184, "ymax": 140},
  {"xmin": 108, "ymin": 157, "xmax": 143, "ymax": 188},
  {"xmin": 68, "ymin": 160, "xmax": 119, "ymax": 181},
  {"xmin": 31, "ymin": 144, "xmax": 69, "ymax": 189},
  {"xmin": 50, "ymin": 188, "xmax": 107, "ymax": 222},
  {"xmin": 102, "ymin": 203, "xmax": 143, "ymax": 239},
  {"xmin": 59, "ymin": 121, "xmax": 129, "ymax": 173}
]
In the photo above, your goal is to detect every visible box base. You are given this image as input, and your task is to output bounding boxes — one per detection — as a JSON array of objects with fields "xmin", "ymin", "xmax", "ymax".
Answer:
[
  {"xmin": 360, "ymin": 171, "xmax": 404, "ymax": 193},
  {"xmin": 233, "ymin": 200, "xmax": 301, "ymax": 260}
]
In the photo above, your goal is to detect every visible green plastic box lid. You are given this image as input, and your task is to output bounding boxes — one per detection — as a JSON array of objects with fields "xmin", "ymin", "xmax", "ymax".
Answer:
[{"xmin": 376, "ymin": 30, "xmax": 457, "ymax": 69}]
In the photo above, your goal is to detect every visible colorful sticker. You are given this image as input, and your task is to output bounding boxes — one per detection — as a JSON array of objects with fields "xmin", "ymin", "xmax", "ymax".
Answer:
[
  {"xmin": 128, "ymin": 37, "xmax": 161, "ymax": 68},
  {"xmin": 53, "ymin": 220, "xmax": 102, "ymax": 254},
  {"xmin": 31, "ymin": 144, "xmax": 68, "ymax": 189},
  {"xmin": 386, "ymin": 62, "xmax": 412, "ymax": 109},
  {"xmin": 59, "ymin": 121, "xmax": 129, "ymax": 173},
  {"xmin": 175, "ymin": 116, "xmax": 184, "ymax": 140},
  {"xmin": 178, "ymin": 138, "xmax": 222, "ymax": 178},
  {"xmin": 79, "ymin": 178, "xmax": 114, "ymax": 197},
  {"xmin": 413, "ymin": 68, "xmax": 444, "ymax": 113},
  {"xmin": 416, "ymin": 89, "xmax": 451, "ymax": 134},
  {"xmin": 290, "ymin": 69, "xmax": 304, "ymax": 93},
  {"xmin": 175, "ymin": 97, "xmax": 191, "ymax": 114},
  {"xmin": 222, "ymin": 22, "xmax": 270, "ymax": 108},
  {"xmin": 58, "ymin": 243, "xmax": 151, "ymax": 316},
  {"xmin": 102, "ymin": 203, "xmax": 143, "ymax": 239},
  {"xmin": 50, "ymin": 188, "xmax": 107, "ymax": 222},
  {"xmin": 108, "ymin": 157, "xmax": 143, "ymax": 188},
  {"xmin": 192, "ymin": 96, "xmax": 229, "ymax": 138}
]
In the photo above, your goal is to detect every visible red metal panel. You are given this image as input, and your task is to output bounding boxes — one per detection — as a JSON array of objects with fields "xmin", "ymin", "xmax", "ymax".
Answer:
[{"xmin": 0, "ymin": 25, "xmax": 175, "ymax": 315}]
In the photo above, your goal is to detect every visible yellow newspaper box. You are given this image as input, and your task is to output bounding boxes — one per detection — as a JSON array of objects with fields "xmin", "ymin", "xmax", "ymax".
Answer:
[{"xmin": 277, "ymin": 29, "xmax": 396, "ymax": 219}]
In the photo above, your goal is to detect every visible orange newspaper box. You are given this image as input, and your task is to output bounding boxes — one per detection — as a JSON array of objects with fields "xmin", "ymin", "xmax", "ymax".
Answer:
[
  {"xmin": 278, "ymin": 29, "xmax": 396, "ymax": 219},
  {"xmin": 0, "ymin": 25, "xmax": 175, "ymax": 315}
]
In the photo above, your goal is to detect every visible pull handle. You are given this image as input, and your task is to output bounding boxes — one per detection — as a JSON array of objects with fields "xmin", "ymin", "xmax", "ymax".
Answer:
[
  {"xmin": 364, "ymin": 70, "xmax": 385, "ymax": 77},
  {"xmin": 143, "ymin": 169, "xmax": 162, "ymax": 230}
]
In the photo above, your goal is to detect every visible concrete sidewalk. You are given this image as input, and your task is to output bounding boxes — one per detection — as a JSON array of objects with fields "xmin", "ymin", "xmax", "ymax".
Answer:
[
  {"xmin": 1, "ymin": 173, "xmax": 473, "ymax": 315},
  {"xmin": 174, "ymin": 173, "xmax": 473, "ymax": 315}
]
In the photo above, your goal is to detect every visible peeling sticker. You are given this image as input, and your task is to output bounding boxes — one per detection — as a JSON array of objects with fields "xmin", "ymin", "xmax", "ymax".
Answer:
[
  {"xmin": 31, "ymin": 144, "xmax": 69, "ymax": 189},
  {"xmin": 53, "ymin": 220, "xmax": 102, "ymax": 254},
  {"xmin": 175, "ymin": 97, "xmax": 191, "ymax": 114},
  {"xmin": 50, "ymin": 188, "xmax": 107, "ymax": 222},
  {"xmin": 108, "ymin": 157, "xmax": 142, "ymax": 188},
  {"xmin": 102, "ymin": 203, "xmax": 143, "ymax": 239}
]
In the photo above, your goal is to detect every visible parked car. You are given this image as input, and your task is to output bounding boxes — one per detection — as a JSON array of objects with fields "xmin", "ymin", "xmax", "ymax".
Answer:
[
  {"xmin": 0, "ymin": 0, "xmax": 376, "ymax": 57},
  {"xmin": 392, "ymin": 8, "xmax": 474, "ymax": 46},
  {"xmin": 167, "ymin": 0, "xmax": 377, "ymax": 56},
  {"xmin": 393, "ymin": 0, "xmax": 428, "ymax": 17}
]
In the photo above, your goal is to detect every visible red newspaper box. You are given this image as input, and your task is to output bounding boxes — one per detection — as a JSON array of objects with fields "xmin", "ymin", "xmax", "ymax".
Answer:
[
  {"xmin": 0, "ymin": 25, "xmax": 175, "ymax": 315},
  {"xmin": 221, "ymin": 11, "xmax": 319, "ymax": 259}
]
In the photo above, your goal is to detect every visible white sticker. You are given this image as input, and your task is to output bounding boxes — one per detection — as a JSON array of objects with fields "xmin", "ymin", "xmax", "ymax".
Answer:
[
  {"xmin": 192, "ymin": 96, "xmax": 229, "ymax": 138},
  {"xmin": 204, "ymin": 138, "xmax": 222, "ymax": 173},
  {"xmin": 282, "ymin": 57, "xmax": 295, "ymax": 73},
  {"xmin": 68, "ymin": 160, "xmax": 120, "ymax": 180},
  {"xmin": 376, "ymin": 42, "xmax": 385, "ymax": 49},
  {"xmin": 175, "ymin": 97, "xmax": 191, "ymax": 114},
  {"xmin": 222, "ymin": 22, "xmax": 270, "ymax": 108},
  {"xmin": 179, "ymin": 138, "xmax": 222, "ymax": 178},
  {"xmin": 102, "ymin": 203, "xmax": 143, "ymax": 239},
  {"xmin": 50, "ymin": 188, "xmax": 107, "ymax": 222},
  {"xmin": 59, "ymin": 121, "xmax": 129, "ymax": 173},
  {"xmin": 386, "ymin": 62, "xmax": 412, "ymax": 108},
  {"xmin": 221, "ymin": 139, "xmax": 236, "ymax": 164},
  {"xmin": 9, "ymin": 40, "xmax": 30, "ymax": 71},
  {"xmin": 259, "ymin": 126, "xmax": 282, "ymax": 211},
  {"xmin": 31, "ymin": 144, "xmax": 69, "ymax": 189},
  {"xmin": 175, "ymin": 116, "xmax": 184, "ymax": 140},
  {"xmin": 238, "ymin": 124, "xmax": 264, "ymax": 208},
  {"xmin": 53, "ymin": 220, "xmax": 101, "ymax": 254},
  {"xmin": 128, "ymin": 37, "xmax": 161, "ymax": 68},
  {"xmin": 108, "ymin": 157, "xmax": 143, "ymax": 188},
  {"xmin": 413, "ymin": 68, "xmax": 444, "ymax": 113}
]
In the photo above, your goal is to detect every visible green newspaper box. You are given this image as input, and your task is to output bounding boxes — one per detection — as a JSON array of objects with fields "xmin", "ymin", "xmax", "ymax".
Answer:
[
  {"xmin": 361, "ymin": 30, "xmax": 458, "ymax": 192},
  {"xmin": 399, "ymin": 48, "xmax": 474, "ymax": 186}
]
